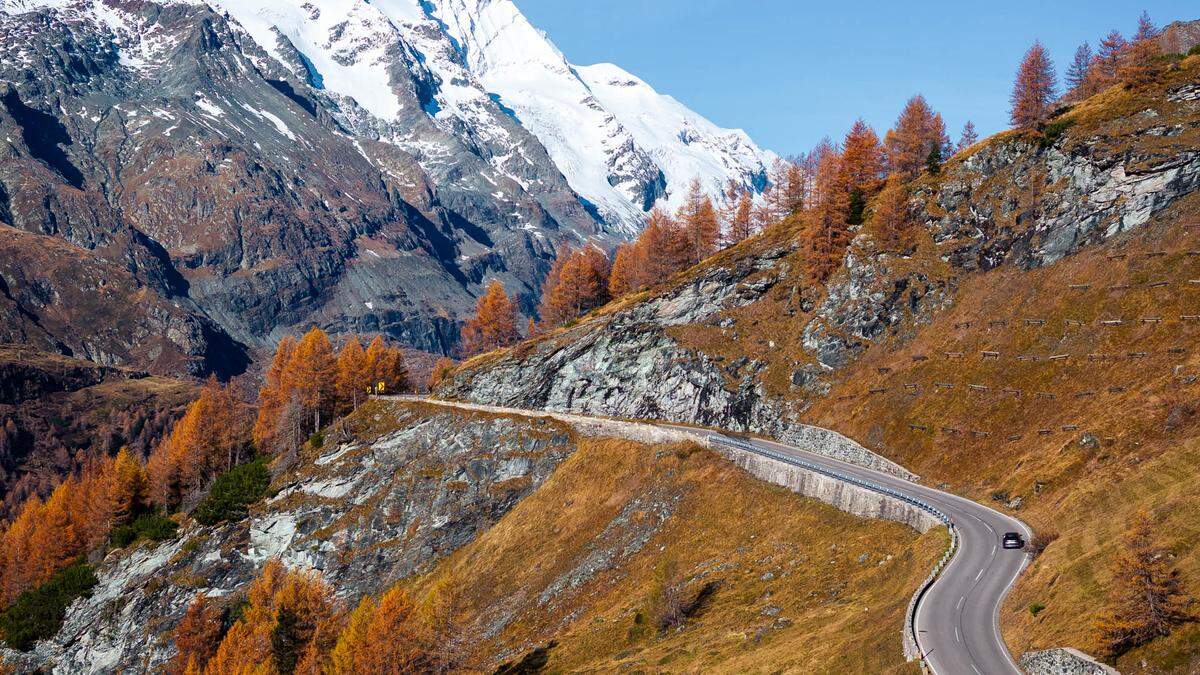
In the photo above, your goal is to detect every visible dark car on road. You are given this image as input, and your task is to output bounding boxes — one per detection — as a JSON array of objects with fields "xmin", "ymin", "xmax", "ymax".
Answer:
[{"xmin": 1002, "ymin": 532, "xmax": 1024, "ymax": 549}]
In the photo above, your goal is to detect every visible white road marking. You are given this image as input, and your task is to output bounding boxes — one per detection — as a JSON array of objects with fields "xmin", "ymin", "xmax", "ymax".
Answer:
[
  {"xmin": 992, "ymin": 544, "xmax": 997, "ymax": 555},
  {"xmin": 956, "ymin": 627, "xmax": 961, "ymax": 643},
  {"xmin": 976, "ymin": 568, "xmax": 985, "ymax": 581},
  {"xmin": 957, "ymin": 595, "xmax": 965, "ymax": 609},
  {"xmin": 971, "ymin": 664, "xmax": 983, "ymax": 675}
]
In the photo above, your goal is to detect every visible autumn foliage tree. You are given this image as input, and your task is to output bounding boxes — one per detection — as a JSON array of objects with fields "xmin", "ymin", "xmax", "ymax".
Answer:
[
  {"xmin": 884, "ymin": 95, "xmax": 950, "ymax": 179},
  {"xmin": 608, "ymin": 207, "xmax": 684, "ymax": 297},
  {"xmin": 253, "ymin": 336, "xmax": 296, "ymax": 453},
  {"xmin": 150, "ymin": 378, "xmax": 250, "ymax": 508},
  {"xmin": 538, "ymin": 246, "xmax": 611, "ymax": 328},
  {"xmin": 838, "ymin": 119, "xmax": 885, "ymax": 225},
  {"xmin": 426, "ymin": 357, "xmax": 457, "ymax": 392},
  {"xmin": 1095, "ymin": 512, "xmax": 1195, "ymax": 656},
  {"xmin": 460, "ymin": 281, "xmax": 521, "ymax": 357},
  {"xmin": 184, "ymin": 562, "xmax": 466, "ymax": 675},
  {"xmin": 677, "ymin": 179, "xmax": 720, "ymax": 265},
  {"xmin": 254, "ymin": 330, "xmax": 410, "ymax": 454},
  {"xmin": 804, "ymin": 142, "xmax": 849, "ymax": 281},
  {"xmin": 0, "ymin": 447, "xmax": 152, "ymax": 606},
  {"xmin": 872, "ymin": 177, "xmax": 916, "ymax": 252},
  {"xmin": 328, "ymin": 585, "xmax": 429, "ymax": 674},
  {"xmin": 765, "ymin": 157, "xmax": 808, "ymax": 221},
  {"xmin": 169, "ymin": 594, "xmax": 225, "ymax": 675},
  {"xmin": 1010, "ymin": 41, "xmax": 1058, "ymax": 128},
  {"xmin": 1117, "ymin": 12, "xmax": 1162, "ymax": 87},
  {"xmin": 199, "ymin": 559, "xmax": 342, "ymax": 675}
]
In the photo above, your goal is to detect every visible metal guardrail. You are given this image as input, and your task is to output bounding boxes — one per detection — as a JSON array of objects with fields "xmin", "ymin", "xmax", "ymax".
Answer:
[{"xmin": 709, "ymin": 433, "xmax": 958, "ymax": 674}]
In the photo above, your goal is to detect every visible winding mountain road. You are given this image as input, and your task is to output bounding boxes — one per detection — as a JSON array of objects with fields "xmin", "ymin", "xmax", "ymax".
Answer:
[
  {"xmin": 401, "ymin": 397, "xmax": 1031, "ymax": 674},
  {"xmin": 668, "ymin": 427, "xmax": 1033, "ymax": 675}
]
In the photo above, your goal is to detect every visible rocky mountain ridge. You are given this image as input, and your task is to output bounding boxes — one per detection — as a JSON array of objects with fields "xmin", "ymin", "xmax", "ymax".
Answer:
[{"xmin": 440, "ymin": 54, "xmax": 1200, "ymax": 672}]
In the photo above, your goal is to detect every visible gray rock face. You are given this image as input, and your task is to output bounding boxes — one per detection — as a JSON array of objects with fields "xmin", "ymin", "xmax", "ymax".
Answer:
[
  {"xmin": 1020, "ymin": 647, "xmax": 1120, "ymax": 675},
  {"xmin": 442, "ymin": 247, "xmax": 805, "ymax": 435},
  {"xmin": 9, "ymin": 403, "xmax": 575, "ymax": 673}
]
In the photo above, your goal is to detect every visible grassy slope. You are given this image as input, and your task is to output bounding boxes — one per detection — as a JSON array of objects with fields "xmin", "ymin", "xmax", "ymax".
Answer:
[{"xmin": 413, "ymin": 435, "xmax": 943, "ymax": 674}]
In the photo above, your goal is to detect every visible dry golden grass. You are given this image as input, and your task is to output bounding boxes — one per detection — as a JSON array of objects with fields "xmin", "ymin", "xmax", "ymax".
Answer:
[
  {"xmin": 797, "ymin": 200, "xmax": 1200, "ymax": 670},
  {"xmin": 411, "ymin": 435, "xmax": 942, "ymax": 674}
]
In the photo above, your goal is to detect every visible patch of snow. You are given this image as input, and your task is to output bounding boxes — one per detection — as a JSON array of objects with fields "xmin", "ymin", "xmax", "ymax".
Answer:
[
  {"xmin": 209, "ymin": 0, "xmax": 406, "ymax": 120},
  {"xmin": 194, "ymin": 96, "xmax": 223, "ymax": 117}
]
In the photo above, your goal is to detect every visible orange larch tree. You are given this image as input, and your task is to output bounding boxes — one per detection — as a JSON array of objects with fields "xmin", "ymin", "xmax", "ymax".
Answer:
[
  {"xmin": 365, "ymin": 336, "xmax": 410, "ymax": 396},
  {"xmin": 538, "ymin": 246, "xmax": 611, "ymax": 328},
  {"xmin": 170, "ymin": 594, "xmax": 225, "ymax": 675},
  {"xmin": 677, "ymin": 179, "xmax": 720, "ymax": 265},
  {"xmin": 872, "ymin": 177, "xmax": 916, "ymax": 252},
  {"xmin": 108, "ymin": 447, "xmax": 150, "ymax": 527},
  {"xmin": 805, "ymin": 144, "xmax": 850, "ymax": 281},
  {"xmin": 838, "ymin": 119, "xmax": 885, "ymax": 225},
  {"xmin": 284, "ymin": 328, "xmax": 337, "ymax": 433},
  {"xmin": 460, "ymin": 280, "xmax": 521, "ymax": 357},
  {"xmin": 0, "ymin": 448, "xmax": 156, "ymax": 605},
  {"xmin": 426, "ymin": 357, "xmax": 457, "ymax": 392},
  {"xmin": 884, "ymin": 95, "xmax": 950, "ymax": 180},
  {"xmin": 1117, "ymin": 12, "xmax": 1162, "ymax": 86},
  {"xmin": 149, "ymin": 378, "xmax": 250, "ymax": 508},
  {"xmin": 767, "ymin": 157, "xmax": 808, "ymax": 221},
  {"xmin": 1095, "ymin": 511, "xmax": 1194, "ymax": 656},
  {"xmin": 253, "ymin": 336, "xmax": 296, "ymax": 453},
  {"xmin": 204, "ymin": 559, "xmax": 343, "ymax": 675},
  {"xmin": 1086, "ymin": 29, "xmax": 1129, "ymax": 93},
  {"xmin": 607, "ymin": 241, "xmax": 643, "ymax": 298},
  {"xmin": 334, "ymin": 337, "xmax": 371, "ymax": 414},
  {"xmin": 1010, "ymin": 41, "xmax": 1058, "ymax": 129}
]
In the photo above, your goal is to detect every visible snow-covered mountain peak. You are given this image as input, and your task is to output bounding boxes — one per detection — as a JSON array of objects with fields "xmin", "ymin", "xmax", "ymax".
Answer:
[{"xmin": 422, "ymin": 0, "xmax": 775, "ymax": 224}]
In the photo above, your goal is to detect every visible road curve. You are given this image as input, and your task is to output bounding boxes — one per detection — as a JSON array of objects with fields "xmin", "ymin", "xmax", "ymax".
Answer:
[
  {"xmin": 394, "ymin": 397, "xmax": 1030, "ymax": 674},
  {"xmin": 675, "ymin": 427, "xmax": 1032, "ymax": 675}
]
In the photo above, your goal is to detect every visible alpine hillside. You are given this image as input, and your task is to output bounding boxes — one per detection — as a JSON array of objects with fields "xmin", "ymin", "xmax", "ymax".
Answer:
[{"xmin": 441, "ymin": 41, "xmax": 1200, "ymax": 673}]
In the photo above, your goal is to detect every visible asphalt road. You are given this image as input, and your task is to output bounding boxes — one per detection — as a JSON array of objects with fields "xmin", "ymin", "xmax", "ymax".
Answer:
[{"xmin": 672, "ymin": 426, "xmax": 1033, "ymax": 675}]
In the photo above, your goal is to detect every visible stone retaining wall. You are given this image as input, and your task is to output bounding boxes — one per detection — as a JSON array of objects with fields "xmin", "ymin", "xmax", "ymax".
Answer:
[{"xmin": 1019, "ymin": 648, "xmax": 1120, "ymax": 675}]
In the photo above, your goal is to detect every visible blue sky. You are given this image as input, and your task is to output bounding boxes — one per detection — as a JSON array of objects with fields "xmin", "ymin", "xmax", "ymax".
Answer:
[{"xmin": 518, "ymin": 0, "xmax": 1195, "ymax": 156}]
